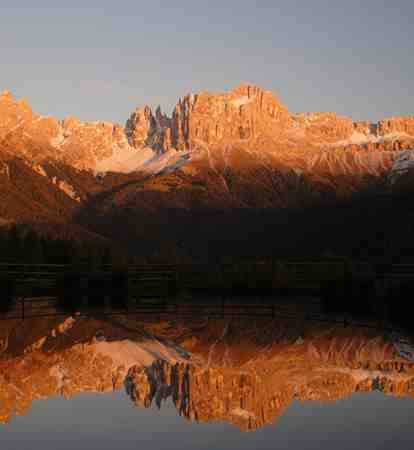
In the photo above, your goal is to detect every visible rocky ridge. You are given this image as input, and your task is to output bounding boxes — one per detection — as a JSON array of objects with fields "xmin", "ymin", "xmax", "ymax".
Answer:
[
  {"xmin": 0, "ymin": 84, "xmax": 413, "ymax": 255},
  {"xmin": 1, "ymin": 85, "xmax": 413, "ymax": 176},
  {"xmin": 126, "ymin": 84, "xmax": 414, "ymax": 154},
  {"xmin": 0, "ymin": 90, "xmax": 133, "ymax": 170}
]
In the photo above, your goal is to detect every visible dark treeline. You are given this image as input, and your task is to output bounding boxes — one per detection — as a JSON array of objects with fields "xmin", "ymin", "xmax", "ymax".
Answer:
[
  {"xmin": 74, "ymin": 190, "xmax": 414, "ymax": 265},
  {"xmin": 4, "ymin": 192, "xmax": 414, "ymax": 266},
  {"xmin": 0, "ymin": 225, "xmax": 135, "ymax": 269}
]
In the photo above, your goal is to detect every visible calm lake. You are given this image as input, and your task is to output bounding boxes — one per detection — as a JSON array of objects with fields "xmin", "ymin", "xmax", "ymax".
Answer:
[{"xmin": 1, "ymin": 309, "xmax": 413, "ymax": 449}]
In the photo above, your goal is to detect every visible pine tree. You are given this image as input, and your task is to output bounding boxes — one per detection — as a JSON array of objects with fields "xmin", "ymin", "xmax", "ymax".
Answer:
[
  {"xmin": 7, "ymin": 226, "xmax": 23, "ymax": 262},
  {"xmin": 23, "ymin": 230, "xmax": 44, "ymax": 264}
]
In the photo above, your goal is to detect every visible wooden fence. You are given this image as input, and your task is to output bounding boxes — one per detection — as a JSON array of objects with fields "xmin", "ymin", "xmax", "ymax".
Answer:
[{"xmin": 0, "ymin": 261, "xmax": 413, "ymax": 306}]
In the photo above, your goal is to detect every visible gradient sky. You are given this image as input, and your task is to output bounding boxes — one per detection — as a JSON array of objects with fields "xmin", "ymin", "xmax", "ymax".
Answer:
[{"xmin": 1, "ymin": 1, "xmax": 413, "ymax": 124}]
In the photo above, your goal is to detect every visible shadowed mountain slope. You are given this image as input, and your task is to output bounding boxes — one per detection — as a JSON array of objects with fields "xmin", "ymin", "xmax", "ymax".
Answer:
[{"xmin": 0, "ymin": 84, "xmax": 413, "ymax": 258}]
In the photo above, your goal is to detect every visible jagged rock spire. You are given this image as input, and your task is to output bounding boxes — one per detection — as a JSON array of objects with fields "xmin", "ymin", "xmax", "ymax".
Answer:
[
  {"xmin": 0, "ymin": 90, "xmax": 13, "ymax": 103},
  {"xmin": 125, "ymin": 105, "xmax": 156, "ymax": 148}
]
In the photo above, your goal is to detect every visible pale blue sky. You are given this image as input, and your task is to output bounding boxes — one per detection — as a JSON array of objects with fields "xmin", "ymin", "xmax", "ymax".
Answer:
[{"xmin": 1, "ymin": 1, "xmax": 413, "ymax": 124}]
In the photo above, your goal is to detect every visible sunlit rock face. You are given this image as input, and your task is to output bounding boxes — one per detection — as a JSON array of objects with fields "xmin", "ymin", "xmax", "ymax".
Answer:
[
  {"xmin": 1, "ymin": 85, "xmax": 414, "ymax": 224},
  {"xmin": 124, "ymin": 83, "xmax": 414, "ymax": 161},
  {"xmin": 124, "ymin": 84, "xmax": 291, "ymax": 153},
  {"xmin": 124, "ymin": 84, "xmax": 414, "ymax": 155},
  {"xmin": 1, "ymin": 86, "xmax": 413, "ymax": 175},
  {"xmin": 125, "ymin": 106, "xmax": 156, "ymax": 148},
  {"xmin": 125, "ymin": 105, "xmax": 173, "ymax": 152},
  {"xmin": 0, "ymin": 90, "xmax": 135, "ymax": 171},
  {"xmin": 169, "ymin": 83, "xmax": 291, "ymax": 150},
  {"xmin": 0, "ymin": 160, "xmax": 10, "ymax": 181},
  {"xmin": 378, "ymin": 117, "xmax": 414, "ymax": 136}
]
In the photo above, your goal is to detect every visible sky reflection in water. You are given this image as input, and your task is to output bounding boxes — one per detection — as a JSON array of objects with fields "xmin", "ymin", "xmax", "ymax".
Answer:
[
  {"xmin": 2, "ymin": 391, "xmax": 414, "ymax": 450},
  {"xmin": 1, "ymin": 310, "xmax": 414, "ymax": 449}
]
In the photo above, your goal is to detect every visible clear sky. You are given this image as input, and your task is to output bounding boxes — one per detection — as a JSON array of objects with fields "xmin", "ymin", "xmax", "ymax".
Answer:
[{"xmin": 1, "ymin": 1, "xmax": 413, "ymax": 124}]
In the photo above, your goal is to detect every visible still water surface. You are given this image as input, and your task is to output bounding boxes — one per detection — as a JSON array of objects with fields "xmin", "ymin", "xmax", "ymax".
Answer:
[
  {"xmin": 2, "ymin": 391, "xmax": 414, "ymax": 450},
  {"xmin": 1, "ymin": 310, "xmax": 414, "ymax": 449}
]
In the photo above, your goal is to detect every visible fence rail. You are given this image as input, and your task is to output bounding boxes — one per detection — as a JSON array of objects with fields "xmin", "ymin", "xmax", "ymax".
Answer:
[
  {"xmin": 0, "ymin": 261, "xmax": 413, "ymax": 308},
  {"xmin": 0, "ymin": 296, "xmax": 397, "ymax": 334}
]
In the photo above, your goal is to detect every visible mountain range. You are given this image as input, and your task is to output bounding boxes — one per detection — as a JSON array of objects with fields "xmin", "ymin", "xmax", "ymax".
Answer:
[{"xmin": 1, "ymin": 84, "xmax": 413, "ymax": 261}]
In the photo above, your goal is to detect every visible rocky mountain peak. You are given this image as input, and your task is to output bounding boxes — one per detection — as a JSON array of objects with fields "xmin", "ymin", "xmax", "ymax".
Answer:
[
  {"xmin": 62, "ymin": 116, "xmax": 81, "ymax": 129},
  {"xmin": 0, "ymin": 90, "xmax": 14, "ymax": 104},
  {"xmin": 0, "ymin": 92, "xmax": 137, "ymax": 171},
  {"xmin": 125, "ymin": 105, "xmax": 156, "ymax": 148},
  {"xmin": 125, "ymin": 104, "xmax": 173, "ymax": 153},
  {"xmin": 378, "ymin": 116, "xmax": 414, "ymax": 136},
  {"xmin": 231, "ymin": 81, "xmax": 261, "ymax": 95},
  {"xmin": 229, "ymin": 82, "xmax": 282, "ymax": 107},
  {"xmin": 167, "ymin": 83, "xmax": 291, "ymax": 151},
  {"xmin": 1, "ymin": 84, "xmax": 414, "ymax": 181},
  {"xmin": 15, "ymin": 97, "xmax": 32, "ymax": 113}
]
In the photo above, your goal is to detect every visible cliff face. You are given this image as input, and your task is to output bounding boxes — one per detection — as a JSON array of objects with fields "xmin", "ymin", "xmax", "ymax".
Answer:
[
  {"xmin": 125, "ymin": 105, "xmax": 173, "ymax": 152},
  {"xmin": 378, "ymin": 117, "xmax": 414, "ymax": 136},
  {"xmin": 169, "ymin": 84, "xmax": 291, "ymax": 150},
  {"xmin": 126, "ymin": 84, "xmax": 414, "ymax": 156},
  {"xmin": 124, "ymin": 84, "xmax": 414, "ymax": 155},
  {"xmin": 0, "ymin": 90, "xmax": 134, "ymax": 171},
  {"xmin": 1, "ymin": 85, "xmax": 413, "ymax": 174}
]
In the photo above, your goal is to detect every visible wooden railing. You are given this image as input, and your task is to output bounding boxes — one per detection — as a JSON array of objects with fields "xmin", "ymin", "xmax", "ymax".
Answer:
[
  {"xmin": 0, "ymin": 296, "xmax": 395, "ymax": 333},
  {"xmin": 0, "ymin": 261, "xmax": 413, "ymax": 303}
]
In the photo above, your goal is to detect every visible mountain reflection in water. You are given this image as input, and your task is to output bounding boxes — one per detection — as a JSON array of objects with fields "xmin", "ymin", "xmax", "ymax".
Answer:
[{"xmin": 0, "ymin": 307, "xmax": 414, "ymax": 432}]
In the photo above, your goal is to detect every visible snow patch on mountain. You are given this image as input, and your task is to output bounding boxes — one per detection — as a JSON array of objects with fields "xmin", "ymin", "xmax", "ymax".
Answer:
[
  {"xmin": 94, "ymin": 146, "xmax": 155, "ymax": 174},
  {"xmin": 230, "ymin": 96, "xmax": 254, "ymax": 108},
  {"xmin": 93, "ymin": 338, "xmax": 189, "ymax": 370},
  {"xmin": 94, "ymin": 145, "xmax": 191, "ymax": 175},
  {"xmin": 333, "ymin": 131, "xmax": 412, "ymax": 147},
  {"xmin": 142, "ymin": 150, "xmax": 191, "ymax": 175},
  {"xmin": 50, "ymin": 130, "xmax": 65, "ymax": 147}
]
